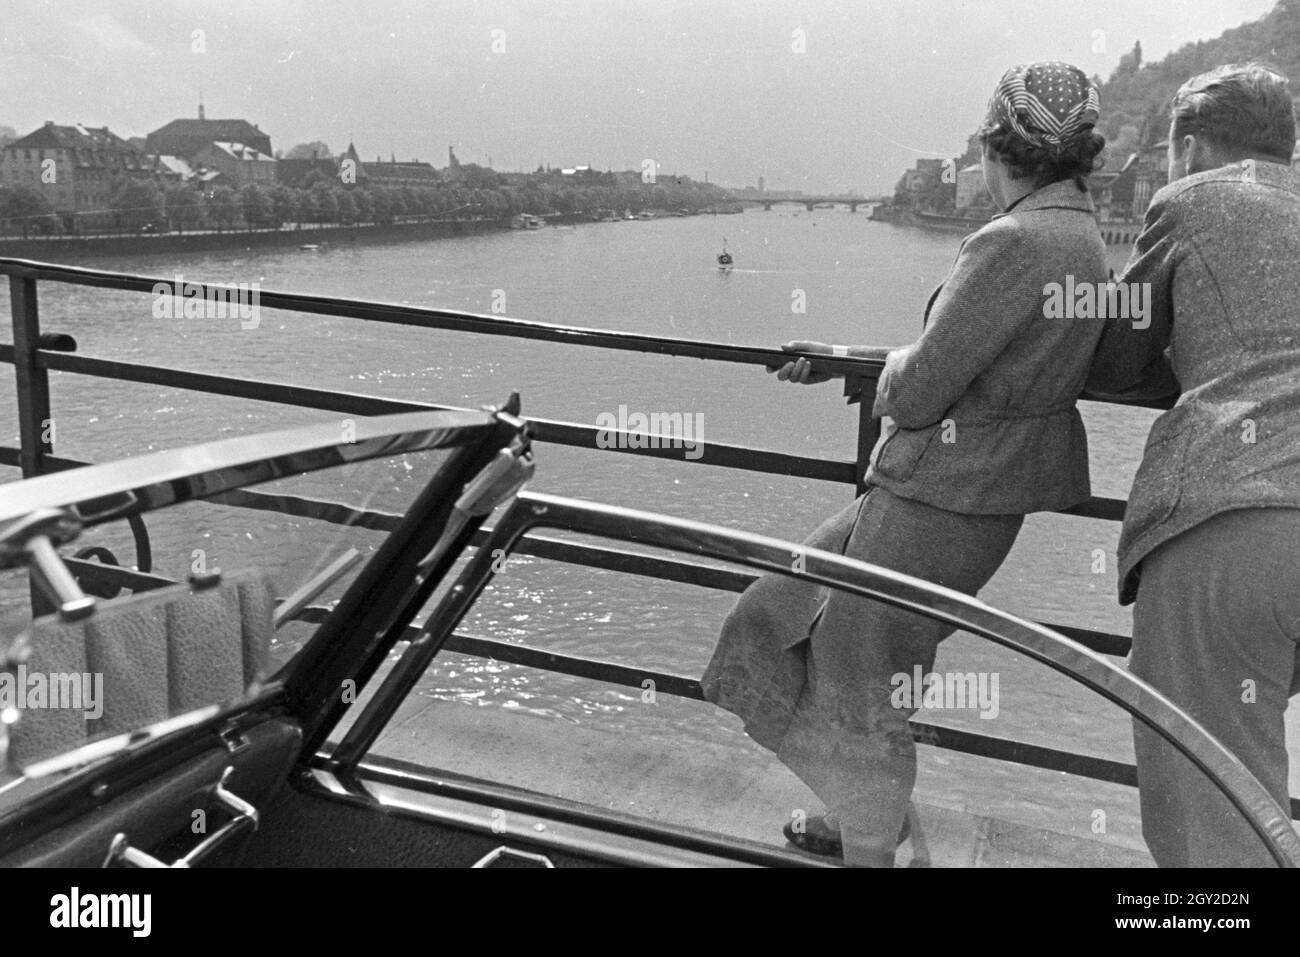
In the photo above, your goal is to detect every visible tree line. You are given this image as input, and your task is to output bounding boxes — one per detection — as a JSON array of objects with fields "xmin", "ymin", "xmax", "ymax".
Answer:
[{"xmin": 0, "ymin": 165, "xmax": 734, "ymax": 237}]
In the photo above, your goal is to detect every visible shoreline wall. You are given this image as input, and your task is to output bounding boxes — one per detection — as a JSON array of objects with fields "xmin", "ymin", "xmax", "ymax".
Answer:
[
  {"xmin": 872, "ymin": 205, "xmax": 1143, "ymax": 247},
  {"xmin": 0, "ymin": 217, "xmax": 507, "ymax": 259}
]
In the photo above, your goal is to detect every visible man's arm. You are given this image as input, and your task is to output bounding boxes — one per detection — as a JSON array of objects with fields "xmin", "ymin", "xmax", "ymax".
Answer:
[
  {"xmin": 870, "ymin": 223, "xmax": 1039, "ymax": 428},
  {"xmin": 1084, "ymin": 192, "xmax": 1182, "ymax": 401}
]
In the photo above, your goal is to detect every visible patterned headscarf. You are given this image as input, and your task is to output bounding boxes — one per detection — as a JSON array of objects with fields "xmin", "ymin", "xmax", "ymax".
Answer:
[{"xmin": 986, "ymin": 61, "xmax": 1101, "ymax": 152}]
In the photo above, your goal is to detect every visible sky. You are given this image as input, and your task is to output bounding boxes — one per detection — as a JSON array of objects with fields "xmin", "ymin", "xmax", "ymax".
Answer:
[{"xmin": 0, "ymin": 0, "xmax": 1281, "ymax": 193}]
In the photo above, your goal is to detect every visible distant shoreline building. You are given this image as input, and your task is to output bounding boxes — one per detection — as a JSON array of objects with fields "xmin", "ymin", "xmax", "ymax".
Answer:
[
  {"xmin": 0, "ymin": 121, "xmax": 164, "ymax": 229},
  {"xmin": 277, "ymin": 142, "xmax": 439, "ymax": 189},
  {"xmin": 145, "ymin": 104, "xmax": 272, "ymax": 161},
  {"xmin": 954, "ymin": 163, "xmax": 988, "ymax": 212},
  {"xmin": 192, "ymin": 141, "xmax": 277, "ymax": 187},
  {"xmin": 341, "ymin": 143, "xmax": 439, "ymax": 188}
]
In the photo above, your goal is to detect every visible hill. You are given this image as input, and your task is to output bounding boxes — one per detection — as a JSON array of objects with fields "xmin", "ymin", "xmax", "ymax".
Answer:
[
  {"xmin": 1099, "ymin": 0, "xmax": 1300, "ymax": 158},
  {"xmin": 940, "ymin": 0, "xmax": 1300, "ymax": 175}
]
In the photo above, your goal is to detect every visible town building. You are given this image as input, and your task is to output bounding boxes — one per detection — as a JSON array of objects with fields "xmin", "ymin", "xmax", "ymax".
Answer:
[
  {"xmin": 1129, "ymin": 140, "xmax": 1169, "ymax": 220},
  {"xmin": 0, "ymin": 121, "xmax": 164, "ymax": 229},
  {"xmin": 343, "ymin": 141, "xmax": 440, "ymax": 188},
  {"xmin": 153, "ymin": 154, "xmax": 196, "ymax": 184},
  {"xmin": 145, "ymin": 103, "xmax": 272, "ymax": 160},
  {"xmin": 361, "ymin": 159, "xmax": 440, "ymax": 187},
  {"xmin": 1087, "ymin": 170, "xmax": 1122, "ymax": 221},
  {"xmin": 192, "ymin": 141, "xmax": 277, "ymax": 187},
  {"xmin": 901, "ymin": 158, "xmax": 948, "ymax": 193},
  {"xmin": 276, "ymin": 143, "xmax": 439, "ymax": 190},
  {"xmin": 954, "ymin": 163, "xmax": 988, "ymax": 211},
  {"xmin": 275, "ymin": 155, "xmax": 338, "ymax": 188}
]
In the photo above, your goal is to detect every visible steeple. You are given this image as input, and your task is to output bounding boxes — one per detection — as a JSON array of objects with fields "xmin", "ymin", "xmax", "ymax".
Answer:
[{"xmin": 198, "ymin": 89, "xmax": 205, "ymax": 120}]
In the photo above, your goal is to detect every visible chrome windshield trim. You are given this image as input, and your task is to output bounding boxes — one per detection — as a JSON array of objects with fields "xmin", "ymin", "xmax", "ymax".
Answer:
[
  {"xmin": 303, "ymin": 768, "xmax": 788, "ymax": 868},
  {"xmin": 0, "ymin": 410, "xmax": 497, "ymax": 527}
]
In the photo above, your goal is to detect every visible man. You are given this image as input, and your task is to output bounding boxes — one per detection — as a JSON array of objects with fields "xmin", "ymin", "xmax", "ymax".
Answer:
[{"xmin": 1087, "ymin": 62, "xmax": 1300, "ymax": 867}]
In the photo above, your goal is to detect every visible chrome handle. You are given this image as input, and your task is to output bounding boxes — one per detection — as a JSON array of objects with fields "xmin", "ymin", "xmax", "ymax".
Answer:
[{"xmin": 104, "ymin": 767, "xmax": 258, "ymax": 868}]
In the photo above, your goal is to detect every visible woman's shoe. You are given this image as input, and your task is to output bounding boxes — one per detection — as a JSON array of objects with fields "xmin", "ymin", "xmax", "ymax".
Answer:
[{"xmin": 782, "ymin": 813, "xmax": 911, "ymax": 858}]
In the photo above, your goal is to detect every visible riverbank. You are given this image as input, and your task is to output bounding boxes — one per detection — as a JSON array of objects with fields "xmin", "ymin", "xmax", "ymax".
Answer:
[
  {"xmin": 0, "ymin": 208, "xmax": 739, "ymax": 259},
  {"xmin": 0, "ymin": 216, "xmax": 512, "ymax": 259},
  {"xmin": 871, "ymin": 203, "xmax": 1143, "ymax": 247}
]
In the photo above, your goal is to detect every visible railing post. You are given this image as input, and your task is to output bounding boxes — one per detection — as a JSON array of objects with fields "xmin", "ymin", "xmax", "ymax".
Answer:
[
  {"xmin": 10, "ymin": 274, "xmax": 51, "ymax": 479},
  {"xmin": 9, "ymin": 273, "xmax": 56, "ymax": 618},
  {"xmin": 849, "ymin": 374, "xmax": 882, "ymax": 496}
]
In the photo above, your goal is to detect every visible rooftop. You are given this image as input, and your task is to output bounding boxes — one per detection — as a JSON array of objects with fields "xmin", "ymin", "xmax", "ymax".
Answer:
[
  {"xmin": 5, "ymin": 121, "xmax": 138, "ymax": 153},
  {"xmin": 208, "ymin": 141, "xmax": 276, "ymax": 163}
]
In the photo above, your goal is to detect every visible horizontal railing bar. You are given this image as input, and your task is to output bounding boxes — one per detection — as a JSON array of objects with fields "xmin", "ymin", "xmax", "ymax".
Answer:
[
  {"xmin": 0, "ymin": 258, "xmax": 890, "ymax": 377},
  {"xmin": 446, "ymin": 632, "xmax": 705, "ymax": 701},
  {"xmin": 0, "ymin": 449, "xmax": 83, "ymax": 472},
  {"xmin": 17, "ymin": 352, "xmax": 857, "ymax": 484}
]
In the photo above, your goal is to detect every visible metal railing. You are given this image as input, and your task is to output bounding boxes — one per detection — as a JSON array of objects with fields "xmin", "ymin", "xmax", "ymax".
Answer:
[{"xmin": 6, "ymin": 257, "xmax": 1266, "ymax": 821}]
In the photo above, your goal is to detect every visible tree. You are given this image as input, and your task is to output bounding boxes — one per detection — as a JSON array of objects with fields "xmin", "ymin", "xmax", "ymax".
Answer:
[
  {"xmin": 0, "ymin": 126, "xmax": 17, "ymax": 149},
  {"xmin": 285, "ymin": 141, "xmax": 332, "ymax": 160},
  {"xmin": 207, "ymin": 185, "xmax": 238, "ymax": 231},
  {"xmin": 0, "ymin": 185, "xmax": 55, "ymax": 238},
  {"xmin": 353, "ymin": 187, "xmax": 374, "ymax": 223},
  {"xmin": 301, "ymin": 168, "xmax": 331, "ymax": 190},
  {"xmin": 239, "ymin": 183, "xmax": 273, "ymax": 228},
  {"xmin": 269, "ymin": 184, "xmax": 296, "ymax": 227},
  {"xmin": 110, "ymin": 178, "xmax": 164, "ymax": 230},
  {"xmin": 370, "ymin": 187, "xmax": 391, "ymax": 223},
  {"xmin": 385, "ymin": 187, "xmax": 407, "ymax": 219},
  {"xmin": 296, "ymin": 187, "xmax": 318, "ymax": 226},
  {"xmin": 449, "ymin": 162, "xmax": 503, "ymax": 189},
  {"xmin": 310, "ymin": 180, "xmax": 338, "ymax": 223},
  {"xmin": 336, "ymin": 189, "xmax": 357, "ymax": 225},
  {"xmin": 1107, "ymin": 124, "xmax": 1142, "ymax": 170},
  {"xmin": 164, "ymin": 183, "xmax": 202, "ymax": 233},
  {"xmin": 499, "ymin": 186, "xmax": 523, "ymax": 216}
]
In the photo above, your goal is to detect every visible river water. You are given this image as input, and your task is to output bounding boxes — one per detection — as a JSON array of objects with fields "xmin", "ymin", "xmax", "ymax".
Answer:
[{"xmin": 6, "ymin": 209, "xmax": 1289, "ymax": 855}]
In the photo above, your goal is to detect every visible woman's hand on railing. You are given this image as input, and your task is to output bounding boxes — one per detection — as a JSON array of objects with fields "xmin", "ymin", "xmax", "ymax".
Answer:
[{"xmin": 767, "ymin": 341, "xmax": 838, "ymax": 385}]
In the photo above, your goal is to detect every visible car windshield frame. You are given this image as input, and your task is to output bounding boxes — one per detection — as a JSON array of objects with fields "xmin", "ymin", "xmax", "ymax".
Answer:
[{"xmin": 0, "ymin": 407, "xmax": 522, "ymax": 786}]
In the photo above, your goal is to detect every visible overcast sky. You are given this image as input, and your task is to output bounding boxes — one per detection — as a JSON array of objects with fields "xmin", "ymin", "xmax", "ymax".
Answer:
[{"xmin": 0, "ymin": 0, "xmax": 1280, "ymax": 192}]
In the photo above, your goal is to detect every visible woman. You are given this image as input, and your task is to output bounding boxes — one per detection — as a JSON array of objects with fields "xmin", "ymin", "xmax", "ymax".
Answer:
[{"xmin": 701, "ymin": 62, "xmax": 1110, "ymax": 867}]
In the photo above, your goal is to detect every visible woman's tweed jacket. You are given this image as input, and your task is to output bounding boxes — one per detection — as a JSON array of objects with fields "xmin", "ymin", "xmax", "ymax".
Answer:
[{"xmin": 865, "ymin": 180, "xmax": 1109, "ymax": 515}]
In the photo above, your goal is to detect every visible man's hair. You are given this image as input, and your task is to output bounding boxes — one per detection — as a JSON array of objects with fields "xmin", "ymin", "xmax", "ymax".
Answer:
[{"xmin": 1171, "ymin": 62, "xmax": 1296, "ymax": 161}]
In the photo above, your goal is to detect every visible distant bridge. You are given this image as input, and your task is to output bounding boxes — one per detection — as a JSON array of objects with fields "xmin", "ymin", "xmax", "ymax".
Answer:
[{"xmin": 736, "ymin": 196, "xmax": 882, "ymax": 213}]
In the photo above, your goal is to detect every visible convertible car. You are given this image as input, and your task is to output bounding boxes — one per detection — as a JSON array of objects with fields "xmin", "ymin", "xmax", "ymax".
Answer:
[{"xmin": 1, "ymin": 400, "xmax": 1297, "ymax": 868}]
